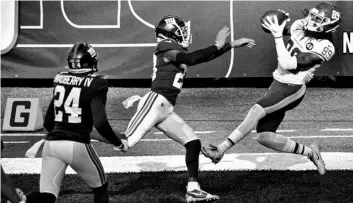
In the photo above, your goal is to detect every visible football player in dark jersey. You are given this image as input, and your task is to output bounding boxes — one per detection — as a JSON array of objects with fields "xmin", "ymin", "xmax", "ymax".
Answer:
[
  {"xmin": 1, "ymin": 141, "xmax": 27, "ymax": 203},
  {"xmin": 119, "ymin": 15, "xmax": 255, "ymax": 202},
  {"xmin": 25, "ymin": 42, "xmax": 127, "ymax": 203},
  {"xmin": 202, "ymin": 3, "xmax": 342, "ymax": 176}
]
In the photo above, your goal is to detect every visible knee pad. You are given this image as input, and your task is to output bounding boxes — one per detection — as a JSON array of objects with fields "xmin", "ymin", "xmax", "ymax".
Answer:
[
  {"xmin": 248, "ymin": 104, "xmax": 266, "ymax": 120},
  {"xmin": 26, "ymin": 191, "xmax": 56, "ymax": 203}
]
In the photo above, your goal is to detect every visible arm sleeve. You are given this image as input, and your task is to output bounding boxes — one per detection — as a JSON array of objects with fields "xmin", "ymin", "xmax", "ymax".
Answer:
[
  {"xmin": 202, "ymin": 43, "xmax": 232, "ymax": 62},
  {"xmin": 43, "ymin": 98, "xmax": 55, "ymax": 132},
  {"xmin": 91, "ymin": 89, "xmax": 122, "ymax": 146},
  {"xmin": 165, "ymin": 44, "xmax": 231, "ymax": 66}
]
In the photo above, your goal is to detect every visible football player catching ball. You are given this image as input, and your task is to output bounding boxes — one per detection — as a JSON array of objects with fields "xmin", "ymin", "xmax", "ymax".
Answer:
[{"xmin": 202, "ymin": 2, "xmax": 342, "ymax": 176}]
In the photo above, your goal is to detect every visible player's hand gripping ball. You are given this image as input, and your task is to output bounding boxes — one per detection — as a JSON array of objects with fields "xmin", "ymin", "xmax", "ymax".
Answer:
[{"xmin": 260, "ymin": 9, "xmax": 290, "ymax": 33}]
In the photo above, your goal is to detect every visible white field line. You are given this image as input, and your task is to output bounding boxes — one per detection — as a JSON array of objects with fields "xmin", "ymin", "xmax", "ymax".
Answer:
[
  {"xmin": 288, "ymin": 135, "xmax": 353, "ymax": 139},
  {"xmin": 251, "ymin": 130, "xmax": 297, "ymax": 133},
  {"xmin": 2, "ymin": 133, "xmax": 353, "ymax": 141},
  {"xmin": 16, "ymin": 44, "xmax": 157, "ymax": 48},
  {"xmin": 321, "ymin": 128, "xmax": 353, "ymax": 131},
  {"xmin": 154, "ymin": 131, "xmax": 215, "ymax": 135},
  {"xmin": 1, "ymin": 152, "xmax": 352, "ymax": 174},
  {"xmin": 3, "ymin": 141, "xmax": 28, "ymax": 144},
  {"xmin": 1, "ymin": 139, "xmax": 172, "ymax": 143}
]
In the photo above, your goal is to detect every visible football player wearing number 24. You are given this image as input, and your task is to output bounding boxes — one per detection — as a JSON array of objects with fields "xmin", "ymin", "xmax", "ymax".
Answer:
[
  {"xmin": 202, "ymin": 2, "xmax": 342, "ymax": 176},
  {"xmin": 25, "ymin": 42, "xmax": 127, "ymax": 203},
  {"xmin": 119, "ymin": 15, "xmax": 254, "ymax": 203}
]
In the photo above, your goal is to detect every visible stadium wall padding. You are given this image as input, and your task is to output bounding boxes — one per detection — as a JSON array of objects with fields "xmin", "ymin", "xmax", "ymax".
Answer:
[{"xmin": 1, "ymin": 1, "xmax": 352, "ymax": 79}]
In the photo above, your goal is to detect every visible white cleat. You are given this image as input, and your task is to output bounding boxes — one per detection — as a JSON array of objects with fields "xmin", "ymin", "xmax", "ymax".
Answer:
[
  {"xmin": 186, "ymin": 188, "xmax": 219, "ymax": 202},
  {"xmin": 307, "ymin": 143, "xmax": 326, "ymax": 175}
]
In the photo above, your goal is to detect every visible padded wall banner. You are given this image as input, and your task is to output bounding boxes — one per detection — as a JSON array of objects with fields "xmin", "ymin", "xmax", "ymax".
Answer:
[{"xmin": 1, "ymin": 0, "xmax": 352, "ymax": 79}]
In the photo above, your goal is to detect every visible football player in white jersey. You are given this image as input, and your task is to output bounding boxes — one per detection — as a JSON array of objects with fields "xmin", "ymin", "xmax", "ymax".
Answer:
[{"xmin": 202, "ymin": 2, "xmax": 342, "ymax": 176}]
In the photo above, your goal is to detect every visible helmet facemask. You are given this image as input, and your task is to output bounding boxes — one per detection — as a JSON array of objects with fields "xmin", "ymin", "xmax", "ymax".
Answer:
[
  {"xmin": 175, "ymin": 21, "xmax": 192, "ymax": 48},
  {"xmin": 305, "ymin": 7, "xmax": 340, "ymax": 33}
]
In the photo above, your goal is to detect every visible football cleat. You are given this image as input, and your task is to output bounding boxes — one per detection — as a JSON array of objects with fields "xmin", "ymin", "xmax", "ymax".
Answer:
[
  {"xmin": 186, "ymin": 188, "xmax": 219, "ymax": 202},
  {"xmin": 201, "ymin": 144, "xmax": 224, "ymax": 164},
  {"xmin": 113, "ymin": 139, "xmax": 128, "ymax": 152},
  {"xmin": 307, "ymin": 143, "xmax": 326, "ymax": 175}
]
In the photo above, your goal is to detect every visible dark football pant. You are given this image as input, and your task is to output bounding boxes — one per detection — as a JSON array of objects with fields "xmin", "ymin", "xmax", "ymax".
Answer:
[
  {"xmin": 40, "ymin": 140, "xmax": 106, "ymax": 197},
  {"xmin": 256, "ymin": 80, "xmax": 306, "ymax": 133}
]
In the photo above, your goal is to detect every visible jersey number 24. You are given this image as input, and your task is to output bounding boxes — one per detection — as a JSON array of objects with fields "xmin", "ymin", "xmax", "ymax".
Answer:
[{"xmin": 54, "ymin": 85, "xmax": 82, "ymax": 123}]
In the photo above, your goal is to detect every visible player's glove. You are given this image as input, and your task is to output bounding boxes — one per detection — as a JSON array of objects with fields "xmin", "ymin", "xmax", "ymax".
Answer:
[
  {"xmin": 122, "ymin": 95, "xmax": 141, "ymax": 109},
  {"xmin": 113, "ymin": 139, "xmax": 128, "ymax": 153},
  {"xmin": 262, "ymin": 10, "xmax": 290, "ymax": 38},
  {"xmin": 6, "ymin": 188, "xmax": 26, "ymax": 203},
  {"xmin": 214, "ymin": 26, "xmax": 230, "ymax": 49},
  {"xmin": 231, "ymin": 38, "xmax": 256, "ymax": 48}
]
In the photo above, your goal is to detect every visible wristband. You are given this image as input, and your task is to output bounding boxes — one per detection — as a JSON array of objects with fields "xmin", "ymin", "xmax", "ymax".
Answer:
[{"xmin": 274, "ymin": 36, "xmax": 283, "ymax": 39}]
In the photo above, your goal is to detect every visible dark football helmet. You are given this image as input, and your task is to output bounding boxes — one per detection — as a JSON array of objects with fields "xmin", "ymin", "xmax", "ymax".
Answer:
[
  {"xmin": 66, "ymin": 42, "xmax": 98, "ymax": 73},
  {"xmin": 155, "ymin": 15, "xmax": 192, "ymax": 48},
  {"xmin": 304, "ymin": 2, "xmax": 342, "ymax": 33}
]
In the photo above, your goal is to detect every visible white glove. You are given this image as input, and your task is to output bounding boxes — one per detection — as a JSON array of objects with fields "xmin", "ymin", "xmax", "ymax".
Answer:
[
  {"xmin": 214, "ymin": 26, "xmax": 230, "ymax": 49},
  {"xmin": 122, "ymin": 95, "xmax": 141, "ymax": 109},
  {"xmin": 6, "ymin": 188, "xmax": 26, "ymax": 203},
  {"xmin": 261, "ymin": 13, "xmax": 290, "ymax": 38}
]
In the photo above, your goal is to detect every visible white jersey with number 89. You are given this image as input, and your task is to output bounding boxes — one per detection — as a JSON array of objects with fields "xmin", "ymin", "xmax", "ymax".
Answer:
[{"xmin": 273, "ymin": 19, "xmax": 335, "ymax": 85}]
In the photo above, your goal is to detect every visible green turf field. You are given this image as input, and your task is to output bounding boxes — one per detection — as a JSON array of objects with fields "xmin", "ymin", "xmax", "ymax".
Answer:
[{"xmin": 1, "ymin": 87, "xmax": 353, "ymax": 203}]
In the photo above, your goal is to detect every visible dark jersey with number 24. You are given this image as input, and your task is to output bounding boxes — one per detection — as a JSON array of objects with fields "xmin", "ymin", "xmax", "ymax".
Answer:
[
  {"xmin": 151, "ymin": 39, "xmax": 187, "ymax": 106},
  {"xmin": 44, "ymin": 72, "xmax": 111, "ymax": 144}
]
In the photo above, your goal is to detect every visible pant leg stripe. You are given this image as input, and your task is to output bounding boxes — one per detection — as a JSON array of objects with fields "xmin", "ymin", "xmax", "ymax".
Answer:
[
  {"xmin": 125, "ymin": 92, "xmax": 154, "ymax": 134},
  {"xmin": 126, "ymin": 92, "xmax": 158, "ymax": 136},
  {"xmin": 126, "ymin": 93, "xmax": 158, "ymax": 137},
  {"xmin": 264, "ymin": 85, "xmax": 306, "ymax": 114},
  {"xmin": 85, "ymin": 144, "xmax": 105, "ymax": 185}
]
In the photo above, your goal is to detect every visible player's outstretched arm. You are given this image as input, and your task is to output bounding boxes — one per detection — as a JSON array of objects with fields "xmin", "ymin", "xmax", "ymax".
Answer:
[{"xmin": 163, "ymin": 26, "xmax": 231, "ymax": 66}]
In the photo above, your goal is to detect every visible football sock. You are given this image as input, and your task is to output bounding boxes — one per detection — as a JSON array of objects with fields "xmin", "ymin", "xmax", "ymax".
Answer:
[
  {"xmin": 185, "ymin": 139, "xmax": 201, "ymax": 183},
  {"xmin": 92, "ymin": 182, "xmax": 109, "ymax": 203},
  {"xmin": 187, "ymin": 181, "xmax": 200, "ymax": 192},
  {"xmin": 256, "ymin": 132, "xmax": 313, "ymax": 156},
  {"xmin": 218, "ymin": 104, "xmax": 266, "ymax": 154},
  {"xmin": 26, "ymin": 192, "xmax": 56, "ymax": 203}
]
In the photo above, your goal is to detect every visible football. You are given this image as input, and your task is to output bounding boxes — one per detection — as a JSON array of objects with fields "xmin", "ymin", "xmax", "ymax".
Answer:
[{"xmin": 260, "ymin": 10, "xmax": 289, "ymax": 33}]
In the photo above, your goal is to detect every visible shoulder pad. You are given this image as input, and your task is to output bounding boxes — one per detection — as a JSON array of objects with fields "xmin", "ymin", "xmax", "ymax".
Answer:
[
  {"xmin": 89, "ymin": 74, "xmax": 107, "ymax": 78},
  {"xmin": 155, "ymin": 39, "xmax": 183, "ymax": 54},
  {"xmin": 90, "ymin": 75, "xmax": 108, "ymax": 92}
]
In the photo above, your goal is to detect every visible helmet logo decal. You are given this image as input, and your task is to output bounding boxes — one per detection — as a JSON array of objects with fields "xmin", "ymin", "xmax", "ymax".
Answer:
[
  {"xmin": 87, "ymin": 47, "xmax": 97, "ymax": 57},
  {"xmin": 332, "ymin": 10, "xmax": 340, "ymax": 20},
  {"xmin": 306, "ymin": 43, "xmax": 314, "ymax": 50},
  {"xmin": 165, "ymin": 18, "xmax": 176, "ymax": 25}
]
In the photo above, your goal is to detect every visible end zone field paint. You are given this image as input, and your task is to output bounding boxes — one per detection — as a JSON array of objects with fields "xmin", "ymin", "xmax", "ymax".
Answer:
[{"xmin": 1, "ymin": 152, "xmax": 352, "ymax": 174}]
